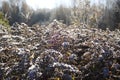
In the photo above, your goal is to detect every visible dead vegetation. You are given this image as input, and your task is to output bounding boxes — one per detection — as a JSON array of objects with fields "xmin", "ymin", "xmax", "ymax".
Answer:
[{"xmin": 0, "ymin": 20, "xmax": 120, "ymax": 80}]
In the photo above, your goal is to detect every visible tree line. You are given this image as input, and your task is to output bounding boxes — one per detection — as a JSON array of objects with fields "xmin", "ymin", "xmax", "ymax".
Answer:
[
  {"xmin": 0, "ymin": 0, "xmax": 71, "ymax": 26},
  {"xmin": 0, "ymin": 0, "xmax": 120, "ymax": 30}
]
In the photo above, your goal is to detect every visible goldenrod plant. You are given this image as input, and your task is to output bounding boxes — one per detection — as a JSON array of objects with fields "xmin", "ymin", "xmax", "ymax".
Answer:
[{"xmin": 0, "ymin": 11, "xmax": 10, "ymax": 32}]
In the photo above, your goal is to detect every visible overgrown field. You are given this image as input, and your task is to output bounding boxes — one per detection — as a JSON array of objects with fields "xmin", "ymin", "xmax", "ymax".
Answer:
[{"xmin": 0, "ymin": 20, "xmax": 120, "ymax": 80}]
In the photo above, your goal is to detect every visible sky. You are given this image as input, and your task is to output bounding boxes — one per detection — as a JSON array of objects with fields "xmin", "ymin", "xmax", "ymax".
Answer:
[
  {"xmin": 26, "ymin": 0, "xmax": 72, "ymax": 10},
  {"xmin": 0, "ymin": 0, "xmax": 106, "ymax": 10},
  {"xmin": 26, "ymin": 0, "xmax": 106, "ymax": 10}
]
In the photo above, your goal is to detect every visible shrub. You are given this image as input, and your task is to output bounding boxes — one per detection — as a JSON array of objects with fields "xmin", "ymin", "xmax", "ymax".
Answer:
[{"xmin": 0, "ymin": 11, "xmax": 10, "ymax": 31}]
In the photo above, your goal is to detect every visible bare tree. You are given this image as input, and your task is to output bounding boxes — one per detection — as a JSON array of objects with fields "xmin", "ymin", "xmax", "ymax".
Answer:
[
  {"xmin": 71, "ymin": 0, "xmax": 91, "ymax": 26},
  {"xmin": 21, "ymin": 1, "xmax": 33, "ymax": 22},
  {"xmin": 1, "ymin": 1, "xmax": 10, "ymax": 19}
]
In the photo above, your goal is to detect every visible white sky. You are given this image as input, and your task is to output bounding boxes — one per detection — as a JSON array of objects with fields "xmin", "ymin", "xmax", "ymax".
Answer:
[
  {"xmin": 26, "ymin": 0, "xmax": 72, "ymax": 9},
  {"xmin": 0, "ymin": 0, "xmax": 106, "ymax": 10},
  {"xmin": 26, "ymin": 0, "xmax": 106, "ymax": 10}
]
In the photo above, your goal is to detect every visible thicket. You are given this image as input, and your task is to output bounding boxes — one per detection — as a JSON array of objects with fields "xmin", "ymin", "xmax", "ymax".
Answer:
[{"xmin": 0, "ymin": 0, "xmax": 120, "ymax": 30}]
